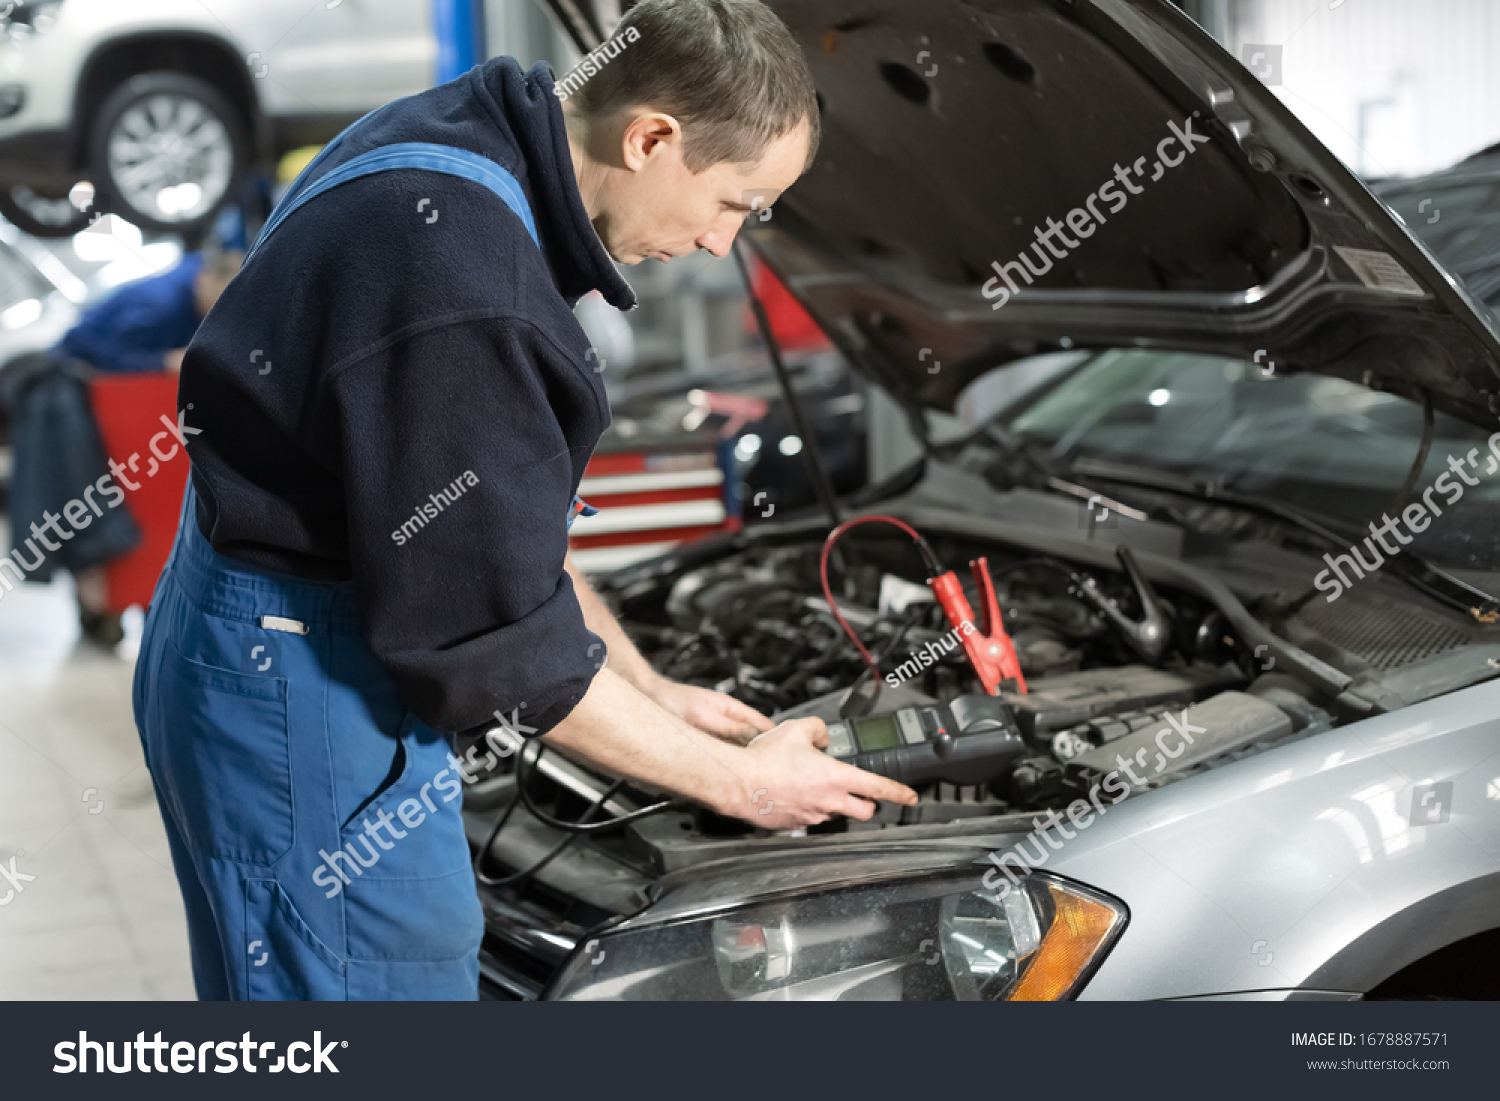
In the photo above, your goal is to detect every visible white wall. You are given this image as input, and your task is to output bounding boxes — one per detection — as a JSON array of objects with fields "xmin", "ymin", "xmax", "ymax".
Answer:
[
  {"xmin": 1229, "ymin": 0, "xmax": 1500, "ymax": 178},
  {"xmin": 485, "ymin": 0, "xmax": 576, "ymax": 69}
]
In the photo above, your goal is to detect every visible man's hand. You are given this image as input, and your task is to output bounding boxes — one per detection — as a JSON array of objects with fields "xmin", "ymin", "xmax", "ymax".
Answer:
[
  {"xmin": 728, "ymin": 717, "xmax": 918, "ymax": 830},
  {"xmin": 648, "ymin": 678, "xmax": 773, "ymax": 745},
  {"xmin": 542, "ymin": 670, "xmax": 918, "ymax": 833},
  {"xmin": 164, "ymin": 348, "xmax": 187, "ymax": 374}
]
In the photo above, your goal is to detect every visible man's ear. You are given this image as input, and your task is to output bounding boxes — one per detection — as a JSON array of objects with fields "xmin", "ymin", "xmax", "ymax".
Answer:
[{"xmin": 621, "ymin": 111, "xmax": 683, "ymax": 171}]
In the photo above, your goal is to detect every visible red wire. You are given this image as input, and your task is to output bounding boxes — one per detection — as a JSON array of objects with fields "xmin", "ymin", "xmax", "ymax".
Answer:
[{"xmin": 819, "ymin": 515, "xmax": 933, "ymax": 676}]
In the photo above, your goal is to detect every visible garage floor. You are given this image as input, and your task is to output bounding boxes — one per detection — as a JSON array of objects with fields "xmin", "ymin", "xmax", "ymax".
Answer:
[{"xmin": 0, "ymin": 554, "xmax": 194, "ymax": 999}]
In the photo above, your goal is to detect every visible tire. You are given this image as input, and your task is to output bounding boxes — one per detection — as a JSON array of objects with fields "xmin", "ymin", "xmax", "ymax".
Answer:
[
  {"xmin": 88, "ymin": 71, "xmax": 248, "ymax": 239},
  {"xmin": 0, "ymin": 183, "xmax": 95, "ymax": 238}
]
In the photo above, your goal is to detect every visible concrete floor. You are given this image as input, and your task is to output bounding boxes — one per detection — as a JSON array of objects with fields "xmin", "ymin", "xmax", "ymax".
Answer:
[{"xmin": 0, "ymin": 563, "xmax": 195, "ymax": 999}]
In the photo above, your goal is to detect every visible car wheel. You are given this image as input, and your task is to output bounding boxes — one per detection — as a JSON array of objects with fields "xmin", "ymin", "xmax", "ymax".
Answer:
[
  {"xmin": 0, "ymin": 183, "xmax": 94, "ymax": 237},
  {"xmin": 88, "ymin": 72, "xmax": 247, "ymax": 238}
]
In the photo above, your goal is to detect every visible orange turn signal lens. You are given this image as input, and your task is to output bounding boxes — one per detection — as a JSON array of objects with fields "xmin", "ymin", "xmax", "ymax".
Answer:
[{"xmin": 1006, "ymin": 879, "xmax": 1126, "ymax": 1001}]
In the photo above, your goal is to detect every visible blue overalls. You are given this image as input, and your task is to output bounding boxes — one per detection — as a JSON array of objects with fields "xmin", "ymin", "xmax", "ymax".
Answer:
[{"xmin": 133, "ymin": 132, "xmax": 598, "ymax": 1000}]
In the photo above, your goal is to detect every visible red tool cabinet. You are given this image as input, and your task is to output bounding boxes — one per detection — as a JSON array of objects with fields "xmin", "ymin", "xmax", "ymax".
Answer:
[{"xmin": 86, "ymin": 372, "xmax": 188, "ymax": 613}]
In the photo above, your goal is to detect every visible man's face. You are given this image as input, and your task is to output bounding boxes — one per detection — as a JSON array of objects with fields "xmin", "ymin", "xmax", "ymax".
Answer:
[{"xmin": 586, "ymin": 110, "xmax": 811, "ymax": 264}]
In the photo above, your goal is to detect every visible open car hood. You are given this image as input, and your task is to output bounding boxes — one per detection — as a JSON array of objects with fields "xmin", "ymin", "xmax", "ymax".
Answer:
[{"xmin": 717, "ymin": 0, "xmax": 1500, "ymax": 430}]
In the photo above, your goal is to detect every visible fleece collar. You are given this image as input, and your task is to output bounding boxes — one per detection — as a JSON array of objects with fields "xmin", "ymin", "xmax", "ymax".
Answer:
[{"xmin": 472, "ymin": 57, "xmax": 637, "ymax": 312}]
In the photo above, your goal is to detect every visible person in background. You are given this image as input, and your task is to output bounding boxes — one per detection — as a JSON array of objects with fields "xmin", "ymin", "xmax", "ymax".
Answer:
[
  {"xmin": 57, "ymin": 247, "xmax": 242, "ymax": 376},
  {"xmin": 3, "ymin": 246, "xmax": 242, "ymax": 644}
]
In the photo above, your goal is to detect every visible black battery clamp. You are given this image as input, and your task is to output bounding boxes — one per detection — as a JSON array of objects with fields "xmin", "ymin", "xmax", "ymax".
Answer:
[{"xmin": 823, "ymin": 695, "xmax": 1026, "ymax": 787}]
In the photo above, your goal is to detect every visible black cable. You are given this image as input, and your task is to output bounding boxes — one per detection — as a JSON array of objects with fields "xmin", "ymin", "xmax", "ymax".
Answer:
[
  {"xmin": 879, "ymin": 605, "xmax": 931, "ymax": 663},
  {"xmin": 516, "ymin": 743, "xmax": 675, "ymax": 833},
  {"xmin": 472, "ymin": 764, "xmax": 527, "ymax": 862},
  {"xmin": 732, "ymin": 240, "xmax": 843, "ymax": 529},
  {"xmin": 473, "ymin": 776, "xmax": 625, "ymax": 888},
  {"xmin": 838, "ymin": 604, "xmax": 932, "ymax": 718},
  {"xmin": 1385, "ymin": 389, "xmax": 1435, "ymax": 515},
  {"xmin": 988, "ymin": 557, "xmax": 1078, "ymax": 583}
]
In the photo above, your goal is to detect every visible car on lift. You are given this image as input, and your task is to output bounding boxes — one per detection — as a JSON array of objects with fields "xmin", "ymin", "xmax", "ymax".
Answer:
[
  {"xmin": 0, "ymin": 0, "xmax": 435, "ymax": 240},
  {"xmin": 455, "ymin": 0, "xmax": 1500, "ymax": 1002}
]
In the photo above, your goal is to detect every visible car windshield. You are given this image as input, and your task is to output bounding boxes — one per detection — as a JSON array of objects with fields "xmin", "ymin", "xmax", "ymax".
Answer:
[{"xmin": 1000, "ymin": 349, "xmax": 1500, "ymax": 573}]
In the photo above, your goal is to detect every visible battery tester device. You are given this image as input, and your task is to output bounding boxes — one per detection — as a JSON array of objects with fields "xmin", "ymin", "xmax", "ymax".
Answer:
[{"xmin": 823, "ymin": 695, "xmax": 1025, "ymax": 787}]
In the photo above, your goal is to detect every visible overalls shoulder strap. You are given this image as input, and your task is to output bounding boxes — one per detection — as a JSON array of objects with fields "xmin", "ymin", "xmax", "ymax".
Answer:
[
  {"xmin": 238, "ymin": 132, "xmax": 588, "ymax": 529},
  {"xmin": 247, "ymin": 141, "xmax": 539, "ymax": 260}
]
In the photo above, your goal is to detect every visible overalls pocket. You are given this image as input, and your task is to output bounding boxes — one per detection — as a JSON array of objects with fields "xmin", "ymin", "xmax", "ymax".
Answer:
[
  {"xmin": 325, "ymin": 713, "xmax": 482, "ymax": 969},
  {"xmin": 333, "ymin": 712, "xmax": 469, "ymax": 881},
  {"xmin": 152, "ymin": 635, "xmax": 294, "ymax": 866},
  {"xmin": 243, "ymin": 878, "xmax": 346, "ymax": 1001}
]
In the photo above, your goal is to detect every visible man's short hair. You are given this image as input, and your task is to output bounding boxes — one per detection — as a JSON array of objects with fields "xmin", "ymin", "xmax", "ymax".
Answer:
[{"xmin": 565, "ymin": 0, "xmax": 820, "ymax": 174}]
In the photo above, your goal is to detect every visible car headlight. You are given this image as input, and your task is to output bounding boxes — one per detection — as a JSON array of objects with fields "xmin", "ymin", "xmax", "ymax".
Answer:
[{"xmin": 545, "ymin": 867, "xmax": 1126, "ymax": 1001}]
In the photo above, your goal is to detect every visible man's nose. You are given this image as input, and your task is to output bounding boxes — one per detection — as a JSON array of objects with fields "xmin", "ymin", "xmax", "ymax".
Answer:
[{"xmin": 697, "ymin": 215, "xmax": 744, "ymax": 258}]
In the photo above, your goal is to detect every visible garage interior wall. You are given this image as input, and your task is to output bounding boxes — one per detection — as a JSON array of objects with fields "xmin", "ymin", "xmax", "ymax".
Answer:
[{"xmin": 1228, "ymin": 0, "xmax": 1500, "ymax": 177}]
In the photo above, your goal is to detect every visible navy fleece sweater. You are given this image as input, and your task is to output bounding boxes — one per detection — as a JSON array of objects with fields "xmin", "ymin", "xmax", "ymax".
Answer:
[{"xmin": 179, "ymin": 58, "xmax": 636, "ymax": 737}]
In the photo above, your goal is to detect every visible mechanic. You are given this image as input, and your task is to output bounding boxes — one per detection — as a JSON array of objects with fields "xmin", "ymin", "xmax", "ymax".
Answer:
[
  {"xmin": 56, "ymin": 247, "xmax": 242, "ymax": 376},
  {"xmin": 133, "ymin": 0, "xmax": 916, "ymax": 1002}
]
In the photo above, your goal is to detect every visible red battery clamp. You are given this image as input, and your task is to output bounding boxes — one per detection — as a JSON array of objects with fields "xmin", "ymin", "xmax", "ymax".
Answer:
[
  {"xmin": 928, "ymin": 557, "xmax": 1028, "ymax": 695},
  {"xmin": 820, "ymin": 518, "xmax": 1028, "ymax": 703}
]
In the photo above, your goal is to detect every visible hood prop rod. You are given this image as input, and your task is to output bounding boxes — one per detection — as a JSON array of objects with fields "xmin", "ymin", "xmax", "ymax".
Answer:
[
  {"xmin": 1070, "ymin": 545, "xmax": 1172, "ymax": 665},
  {"xmin": 733, "ymin": 242, "xmax": 843, "ymax": 530}
]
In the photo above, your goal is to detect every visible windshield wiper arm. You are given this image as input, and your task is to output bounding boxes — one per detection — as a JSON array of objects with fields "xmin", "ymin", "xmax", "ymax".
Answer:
[
  {"xmin": 1070, "ymin": 456, "xmax": 1500, "ymax": 620},
  {"xmin": 979, "ymin": 426, "xmax": 1149, "ymax": 521}
]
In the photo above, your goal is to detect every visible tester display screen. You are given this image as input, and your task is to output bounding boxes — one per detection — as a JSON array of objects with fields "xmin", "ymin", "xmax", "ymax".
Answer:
[{"xmin": 852, "ymin": 713, "xmax": 903, "ymax": 751}]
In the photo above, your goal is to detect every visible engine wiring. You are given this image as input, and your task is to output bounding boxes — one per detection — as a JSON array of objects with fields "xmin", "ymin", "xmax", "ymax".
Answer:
[
  {"xmin": 818, "ymin": 514, "xmax": 943, "ymax": 675},
  {"xmin": 514, "ymin": 741, "xmax": 676, "ymax": 834},
  {"xmin": 473, "ymin": 776, "xmax": 624, "ymax": 888},
  {"xmin": 473, "ymin": 741, "xmax": 675, "ymax": 888}
]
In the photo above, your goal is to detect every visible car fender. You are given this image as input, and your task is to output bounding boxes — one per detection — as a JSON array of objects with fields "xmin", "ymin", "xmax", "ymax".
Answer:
[{"xmin": 1012, "ymin": 677, "xmax": 1500, "ymax": 999}]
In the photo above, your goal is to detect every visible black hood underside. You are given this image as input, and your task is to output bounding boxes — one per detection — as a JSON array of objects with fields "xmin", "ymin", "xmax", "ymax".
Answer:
[{"xmin": 748, "ymin": 0, "xmax": 1500, "ymax": 430}]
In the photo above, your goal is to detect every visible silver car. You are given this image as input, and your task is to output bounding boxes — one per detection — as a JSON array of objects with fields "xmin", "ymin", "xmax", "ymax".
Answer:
[
  {"xmin": 0, "ymin": 0, "xmax": 434, "ymax": 239},
  {"xmin": 464, "ymin": 0, "xmax": 1500, "ymax": 1002}
]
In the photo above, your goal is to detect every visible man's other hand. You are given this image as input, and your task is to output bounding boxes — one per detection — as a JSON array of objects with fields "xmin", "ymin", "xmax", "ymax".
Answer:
[{"xmin": 649, "ymin": 679, "xmax": 773, "ymax": 745}]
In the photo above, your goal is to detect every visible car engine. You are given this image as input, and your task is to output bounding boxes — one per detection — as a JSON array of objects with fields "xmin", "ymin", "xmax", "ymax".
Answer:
[{"xmin": 587, "ymin": 525, "xmax": 1336, "ymax": 830}]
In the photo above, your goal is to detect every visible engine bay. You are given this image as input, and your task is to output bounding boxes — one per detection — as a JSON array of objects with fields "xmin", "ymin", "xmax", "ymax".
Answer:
[
  {"xmin": 588, "ymin": 524, "xmax": 1350, "ymax": 831},
  {"xmin": 460, "ymin": 507, "xmax": 1496, "ymax": 878},
  {"xmin": 460, "ymin": 511, "xmax": 1500, "ymax": 996}
]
